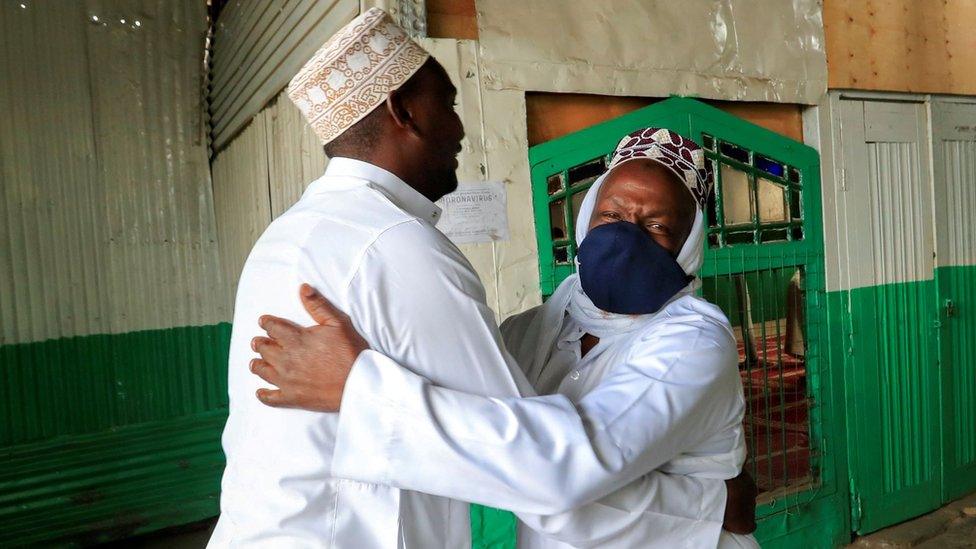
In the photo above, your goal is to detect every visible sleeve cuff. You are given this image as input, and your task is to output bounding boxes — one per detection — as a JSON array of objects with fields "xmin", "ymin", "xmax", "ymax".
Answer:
[{"xmin": 331, "ymin": 350, "xmax": 402, "ymax": 484}]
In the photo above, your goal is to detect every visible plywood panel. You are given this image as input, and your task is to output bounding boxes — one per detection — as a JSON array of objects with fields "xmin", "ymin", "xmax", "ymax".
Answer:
[
  {"xmin": 824, "ymin": 0, "xmax": 976, "ymax": 94},
  {"xmin": 527, "ymin": 93, "xmax": 804, "ymax": 146},
  {"xmin": 426, "ymin": 0, "xmax": 478, "ymax": 39}
]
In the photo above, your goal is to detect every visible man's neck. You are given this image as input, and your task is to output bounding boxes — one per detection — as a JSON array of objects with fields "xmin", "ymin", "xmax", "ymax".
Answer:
[{"xmin": 340, "ymin": 153, "xmax": 431, "ymax": 200}]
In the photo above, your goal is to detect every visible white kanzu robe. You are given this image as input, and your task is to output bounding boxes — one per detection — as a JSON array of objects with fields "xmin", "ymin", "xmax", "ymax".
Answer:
[
  {"xmin": 500, "ymin": 280, "xmax": 758, "ymax": 549},
  {"xmin": 331, "ymin": 287, "xmax": 751, "ymax": 548},
  {"xmin": 209, "ymin": 158, "xmax": 723, "ymax": 548},
  {"xmin": 328, "ymin": 166, "xmax": 758, "ymax": 548}
]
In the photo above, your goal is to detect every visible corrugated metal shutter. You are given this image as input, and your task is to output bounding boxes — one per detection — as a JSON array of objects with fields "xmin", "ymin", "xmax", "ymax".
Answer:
[
  {"xmin": 0, "ymin": 0, "xmax": 231, "ymax": 544},
  {"xmin": 209, "ymin": 0, "xmax": 358, "ymax": 151},
  {"xmin": 932, "ymin": 99, "xmax": 976, "ymax": 501},
  {"xmin": 836, "ymin": 98, "xmax": 942, "ymax": 533}
]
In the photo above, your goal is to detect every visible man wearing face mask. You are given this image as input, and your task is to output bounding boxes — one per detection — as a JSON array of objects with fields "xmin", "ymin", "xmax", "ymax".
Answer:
[{"xmin": 249, "ymin": 127, "xmax": 759, "ymax": 548}]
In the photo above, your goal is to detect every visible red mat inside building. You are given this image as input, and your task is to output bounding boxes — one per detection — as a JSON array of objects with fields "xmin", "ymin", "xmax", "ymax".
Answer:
[{"xmin": 737, "ymin": 334, "xmax": 812, "ymax": 493}]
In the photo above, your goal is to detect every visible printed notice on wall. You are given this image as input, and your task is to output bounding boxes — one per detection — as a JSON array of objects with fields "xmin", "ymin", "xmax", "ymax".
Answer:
[{"xmin": 436, "ymin": 181, "xmax": 509, "ymax": 245}]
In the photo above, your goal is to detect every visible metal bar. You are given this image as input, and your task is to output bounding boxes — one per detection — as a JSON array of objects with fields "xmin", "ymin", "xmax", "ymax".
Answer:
[{"xmin": 774, "ymin": 270, "xmax": 788, "ymax": 485}]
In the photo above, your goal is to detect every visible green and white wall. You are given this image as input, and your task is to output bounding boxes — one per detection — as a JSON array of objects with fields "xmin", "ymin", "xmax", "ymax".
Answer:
[
  {"xmin": 3, "ymin": 0, "xmax": 974, "ymax": 546},
  {"xmin": 810, "ymin": 93, "xmax": 976, "ymax": 535},
  {"xmin": 0, "ymin": 0, "xmax": 230, "ymax": 544}
]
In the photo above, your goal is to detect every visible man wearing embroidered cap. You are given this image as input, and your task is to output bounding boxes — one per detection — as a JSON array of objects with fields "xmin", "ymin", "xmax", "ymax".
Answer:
[
  {"xmin": 238, "ymin": 84, "xmax": 758, "ymax": 548},
  {"xmin": 210, "ymin": 8, "xmax": 481, "ymax": 547}
]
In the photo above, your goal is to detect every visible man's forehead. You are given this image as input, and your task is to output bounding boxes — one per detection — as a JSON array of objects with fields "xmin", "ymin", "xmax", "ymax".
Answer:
[
  {"xmin": 605, "ymin": 160, "xmax": 680, "ymax": 190},
  {"xmin": 601, "ymin": 161, "xmax": 696, "ymax": 212}
]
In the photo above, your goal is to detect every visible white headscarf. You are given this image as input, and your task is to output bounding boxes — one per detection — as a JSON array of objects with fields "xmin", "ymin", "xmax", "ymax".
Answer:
[
  {"xmin": 573, "ymin": 171, "xmax": 705, "ymax": 278},
  {"xmin": 521, "ymin": 166, "xmax": 706, "ymax": 381}
]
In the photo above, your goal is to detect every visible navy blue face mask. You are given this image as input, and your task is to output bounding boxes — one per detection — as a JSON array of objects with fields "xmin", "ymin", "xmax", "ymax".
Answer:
[{"xmin": 576, "ymin": 221, "xmax": 693, "ymax": 315}]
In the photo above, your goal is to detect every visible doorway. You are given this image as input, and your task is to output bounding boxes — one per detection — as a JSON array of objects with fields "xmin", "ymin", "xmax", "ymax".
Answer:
[{"xmin": 827, "ymin": 93, "xmax": 976, "ymax": 533}]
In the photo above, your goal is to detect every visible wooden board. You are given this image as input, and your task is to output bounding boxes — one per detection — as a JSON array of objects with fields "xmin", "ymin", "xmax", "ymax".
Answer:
[
  {"xmin": 526, "ymin": 93, "xmax": 804, "ymax": 146},
  {"xmin": 427, "ymin": 0, "xmax": 478, "ymax": 40},
  {"xmin": 824, "ymin": 0, "xmax": 976, "ymax": 95}
]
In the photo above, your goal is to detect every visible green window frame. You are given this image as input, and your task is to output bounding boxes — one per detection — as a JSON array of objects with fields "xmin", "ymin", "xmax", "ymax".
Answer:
[
  {"xmin": 527, "ymin": 97, "xmax": 847, "ymax": 548},
  {"xmin": 702, "ymin": 134, "xmax": 805, "ymax": 247}
]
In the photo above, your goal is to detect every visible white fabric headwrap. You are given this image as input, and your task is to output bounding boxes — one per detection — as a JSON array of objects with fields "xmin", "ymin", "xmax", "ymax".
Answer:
[
  {"xmin": 537, "ymin": 168, "xmax": 706, "ymax": 346},
  {"xmin": 573, "ymin": 169, "xmax": 705, "ymax": 278}
]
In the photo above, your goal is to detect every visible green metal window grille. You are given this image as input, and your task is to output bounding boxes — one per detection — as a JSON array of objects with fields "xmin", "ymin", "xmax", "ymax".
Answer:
[
  {"xmin": 527, "ymin": 98, "xmax": 845, "ymax": 546},
  {"xmin": 702, "ymin": 134, "xmax": 805, "ymax": 248},
  {"xmin": 544, "ymin": 155, "xmax": 609, "ymax": 269},
  {"xmin": 536, "ymin": 130, "xmax": 814, "ymax": 497}
]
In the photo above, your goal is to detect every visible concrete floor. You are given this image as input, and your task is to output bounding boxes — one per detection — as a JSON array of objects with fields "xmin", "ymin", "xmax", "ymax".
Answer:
[
  {"xmin": 849, "ymin": 492, "xmax": 976, "ymax": 548},
  {"xmin": 103, "ymin": 494, "xmax": 976, "ymax": 548},
  {"xmin": 100, "ymin": 519, "xmax": 215, "ymax": 548}
]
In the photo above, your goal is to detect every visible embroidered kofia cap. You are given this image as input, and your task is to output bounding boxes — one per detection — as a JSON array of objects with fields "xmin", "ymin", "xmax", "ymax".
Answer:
[
  {"xmin": 287, "ymin": 8, "xmax": 430, "ymax": 145},
  {"xmin": 609, "ymin": 127, "xmax": 714, "ymax": 211}
]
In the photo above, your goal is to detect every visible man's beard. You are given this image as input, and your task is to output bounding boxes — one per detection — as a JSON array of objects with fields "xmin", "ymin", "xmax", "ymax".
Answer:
[{"xmin": 431, "ymin": 168, "xmax": 459, "ymax": 201}]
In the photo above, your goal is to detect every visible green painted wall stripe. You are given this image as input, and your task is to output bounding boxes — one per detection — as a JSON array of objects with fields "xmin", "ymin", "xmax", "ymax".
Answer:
[
  {"xmin": 0, "ymin": 323, "xmax": 526, "ymax": 547},
  {"xmin": 0, "ymin": 324, "xmax": 231, "ymax": 447},
  {"xmin": 833, "ymin": 264, "xmax": 976, "ymax": 534},
  {"xmin": 0, "ymin": 411, "xmax": 226, "ymax": 546},
  {"xmin": 0, "ymin": 323, "xmax": 231, "ymax": 545}
]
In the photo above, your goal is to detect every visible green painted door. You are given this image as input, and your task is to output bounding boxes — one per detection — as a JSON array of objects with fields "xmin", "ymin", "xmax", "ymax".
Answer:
[
  {"xmin": 836, "ymin": 99, "xmax": 943, "ymax": 533},
  {"xmin": 528, "ymin": 98, "xmax": 849, "ymax": 549},
  {"xmin": 932, "ymin": 100, "xmax": 976, "ymax": 502}
]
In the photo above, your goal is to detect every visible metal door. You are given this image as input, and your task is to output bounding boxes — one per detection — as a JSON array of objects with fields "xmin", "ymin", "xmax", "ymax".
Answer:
[
  {"xmin": 932, "ymin": 99, "xmax": 976, "ymax": 502},
  {"xmin": 837, "ymin": 99, "xmax": 942, "ymax": 532},
  {"xmin": 530, "ymin": 98, "xmax": 848, "ymax": 548}
]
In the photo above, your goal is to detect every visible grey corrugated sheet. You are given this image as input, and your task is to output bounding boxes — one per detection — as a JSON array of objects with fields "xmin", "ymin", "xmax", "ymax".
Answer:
[
  {"xmin": 0, "ymin": 0, "xmax": 225, "ymax": 344},
  {"xmin": 209, "ymin": 0, "xmax": 358, "ymax": 151},
  {"xmin": 0, "ymin": 1, "xmax": 231, "ymax": 544},
  {"xmin": 932, "ymin": 100, "xmax": 976, "ymax": 268},
  {"xmin": 212, "ymin": 91, "xmax": 327, "ymax": 304}
]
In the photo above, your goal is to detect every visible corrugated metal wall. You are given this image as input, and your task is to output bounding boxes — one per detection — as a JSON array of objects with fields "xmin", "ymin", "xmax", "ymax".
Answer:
[
  {"xmin": 212, "ymin": 90, "xmax": 327, "ymax": 303},
  {"xmin": 0, "ymin": 0, "xmax": 231, "ymax": 544},
  {"xmin": 932, "ymin": 99, "xmax": 976, "ymax": 502},
  {"xmin": 0, "ymin": 0, "xmax": 225, "ymax": 345},
  {"xmin": 209, "ymin": 0, "xmax": 358, "ymax": 151}
]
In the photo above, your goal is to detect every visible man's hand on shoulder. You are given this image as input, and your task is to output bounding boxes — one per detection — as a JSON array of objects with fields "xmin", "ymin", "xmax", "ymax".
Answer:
[
  {"xmin": 250, "ymin": 284, "xmax": 369, "ymax": 412},
  {"xmin": 722, "ymin": 469, "xmax": 758, "ymax": 534}
]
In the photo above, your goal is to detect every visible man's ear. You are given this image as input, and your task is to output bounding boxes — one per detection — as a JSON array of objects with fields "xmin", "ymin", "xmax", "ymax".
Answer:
[{"xmin": 384, "ymin": 90, "xmax": 419, "ymax": 135}]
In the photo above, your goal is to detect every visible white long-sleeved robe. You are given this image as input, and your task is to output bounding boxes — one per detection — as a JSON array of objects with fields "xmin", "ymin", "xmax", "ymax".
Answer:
[
  {"xmin": 500, "ymin": 295, "xmax": 757, "ymax": 549},
  {"xmin": 332, "ymin": 291, "xmax": 753, "ymax": 548},
  {"xmin": 209, "ymin": 157, "xmax": 725, "ymax": 548}
]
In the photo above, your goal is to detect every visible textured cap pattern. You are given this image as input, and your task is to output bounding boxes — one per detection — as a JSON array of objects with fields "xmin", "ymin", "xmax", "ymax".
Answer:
[
  {"xmin": 287, "ymin": 8, "xmax": 430, "ymax": 145},
  {"xmin": 610, "ymin": 127, "xmax": 713, "ymax": 210}
]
